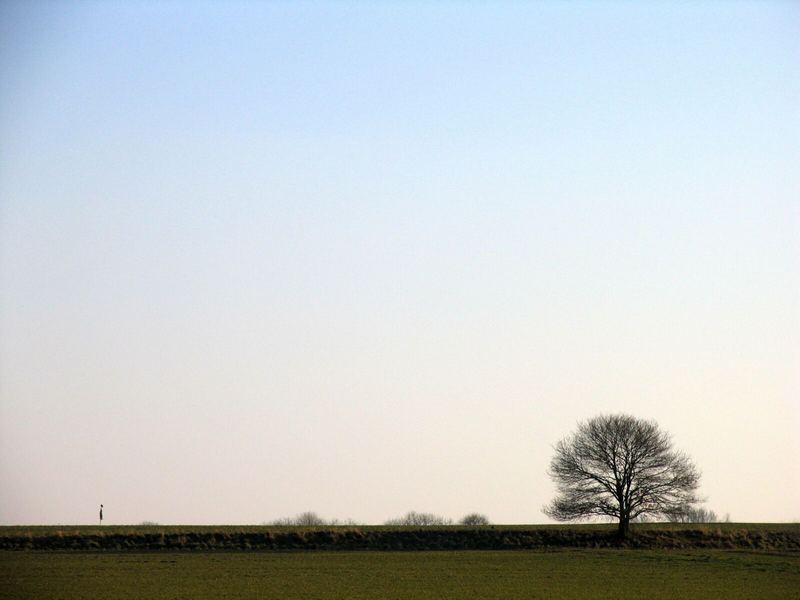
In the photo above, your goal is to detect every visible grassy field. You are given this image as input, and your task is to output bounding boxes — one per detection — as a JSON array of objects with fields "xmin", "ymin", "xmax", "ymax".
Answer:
[{"xmin": 2, "ymin": 548, "xmax": 799, "ymax": 599}]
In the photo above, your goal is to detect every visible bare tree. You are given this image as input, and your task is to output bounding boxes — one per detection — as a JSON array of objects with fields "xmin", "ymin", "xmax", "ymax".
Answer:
[
  {"xmin": 293, "ymin": 511, "xmax": 328, "ymax": 526},
  {"xmin": 268, "ymin": 512, "xmax": 335, "ymax": 526},
  {"xmin": 666, "ymin": 506, "xmax": 719, "ymax": 523},
  {"xmin": 384, "ymin": 511, "xmax": 452, "ymax": 526},
  {"xmin": 459, "ymin": 513, "xmax": 490, "ymax": 526},
  {"xmin": 544, "ymin": 414, "xmax": 700, "ymax": 538}
]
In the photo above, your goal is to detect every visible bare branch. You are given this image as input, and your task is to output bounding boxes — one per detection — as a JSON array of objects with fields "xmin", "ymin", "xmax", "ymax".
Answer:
[{"xmin": 544, "ymin": 414, "xmax": 701, "ymax": 538}]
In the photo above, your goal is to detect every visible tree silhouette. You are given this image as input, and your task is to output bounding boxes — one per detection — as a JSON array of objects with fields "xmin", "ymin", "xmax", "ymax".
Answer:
[
  {"xmin": 459, "ymin": 513, "xmax": 490, "ymax": 526},
  {"xmin": 544, "ymin": 414, "xmax": 700, "ymax": 538},
  {"xmin": 384, "ymin": 511, "xmax": 452, "ymax": 526}
]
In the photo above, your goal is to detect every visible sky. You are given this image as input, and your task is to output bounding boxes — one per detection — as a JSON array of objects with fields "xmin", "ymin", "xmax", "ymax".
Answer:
[{"xmin": 0, "ymin": 1, "xmax": 798, "ymax": 525}]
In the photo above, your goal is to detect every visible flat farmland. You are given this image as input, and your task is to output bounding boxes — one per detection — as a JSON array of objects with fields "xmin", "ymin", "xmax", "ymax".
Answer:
[
  {"xmin": 2, "ymin": 548, "xmax": 799, "ymax": 599},
  {"xmin": 2, "ymin": 525, "xmax": 798, "ymax": 598}
]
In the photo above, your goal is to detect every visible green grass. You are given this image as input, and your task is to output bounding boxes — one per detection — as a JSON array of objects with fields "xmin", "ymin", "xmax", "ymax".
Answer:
[{"xmin": 1, "ymin": 549, "xmax": 799, "ymax": 599}]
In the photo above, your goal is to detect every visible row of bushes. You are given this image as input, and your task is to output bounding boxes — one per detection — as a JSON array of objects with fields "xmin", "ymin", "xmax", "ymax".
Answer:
[
  {"xmin": 664, "ymin": 507, "xmax": 728, "ymax": 524},
  {"xmin": 146, "ymin": 508, "xmax": 726, "ymax": 528},
  {"xmin": 2, "ymin": 526, "xmax": 797, "ymax": 551},
  {"xmin": 265, "ymin": 511, "xmax": 490, "ymax": 527}
]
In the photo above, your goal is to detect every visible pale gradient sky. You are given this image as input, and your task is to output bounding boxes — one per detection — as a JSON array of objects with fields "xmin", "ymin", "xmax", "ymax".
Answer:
[{"xmin": 1, "ymin": 1, "xmax": 798, "ymax": 525}]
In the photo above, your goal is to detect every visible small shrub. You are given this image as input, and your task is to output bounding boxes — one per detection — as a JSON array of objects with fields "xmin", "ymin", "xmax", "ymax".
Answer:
[
  {"xmin": 293, "ymin": 512, "xmax": 327, "ymax": 526},
  {"xmin": 384, "ymin": 511, "xmax": 452, "ymax": 526},
  {"xmin": 459, "ymin": 513, "xmax": 490, "ymax": 526},
  {"xmin": 667, "ymin": 506, "xmax": 720, "ymax": 523},
  {"xmin": 266, "ymin": 512, "xmax": 359, "ymax": 526}
]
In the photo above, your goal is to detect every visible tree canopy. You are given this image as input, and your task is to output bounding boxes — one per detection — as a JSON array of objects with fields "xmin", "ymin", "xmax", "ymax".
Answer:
[{"xmin": 544, "ymin": 414, "xmax": 700, "ymax": 537}]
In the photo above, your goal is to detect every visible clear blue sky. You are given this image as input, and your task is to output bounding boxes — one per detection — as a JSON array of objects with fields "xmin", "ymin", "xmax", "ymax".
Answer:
[{"xmin": 1, "ymin": 1, "xmax": 798, "ymax": 525}]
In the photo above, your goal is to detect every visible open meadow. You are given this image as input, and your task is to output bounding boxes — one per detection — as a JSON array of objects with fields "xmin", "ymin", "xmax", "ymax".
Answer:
[
  {"xmin": 2, "ymin": 548, "xmax": 799, "ymax": 599},
  {"xmin": 1, "ymin": 524, "xmax": 798, "ymax": 599}
]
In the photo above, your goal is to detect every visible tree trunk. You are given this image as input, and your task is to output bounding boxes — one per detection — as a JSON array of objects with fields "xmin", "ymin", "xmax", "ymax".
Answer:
[{"xmin": 617, "ymin": 517, "xmax": 630, "ymax": 539}]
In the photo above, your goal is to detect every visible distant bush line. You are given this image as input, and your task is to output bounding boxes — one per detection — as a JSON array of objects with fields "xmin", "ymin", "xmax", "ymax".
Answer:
[
  {"xmin": 266, "ymin": 512, "xmax": 361, "ymax": 527},
  {"xmin": 1, "ymin": 525, "xmax": 798, "ymax": 552},
  {"xmin": 265, "ymin": 511, "xmax": 491, "ymax": 527}
]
